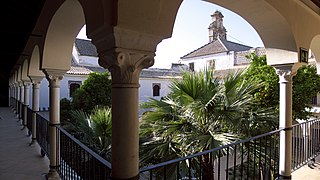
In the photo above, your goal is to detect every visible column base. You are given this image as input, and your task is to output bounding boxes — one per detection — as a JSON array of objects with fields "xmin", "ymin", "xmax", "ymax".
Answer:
[
  {"xmin": 47, "ymin": 168, "xmax": 61, "ymax": 180},
  {"xmin": 277, "ymin": 175, "xmax": 291, "ymax": 179},
  {"xmin": 29, "ymin": 138, "xmax": 37, "ymax": 146},
  {"xmin": 111, "ymin": 174, "xmax": 139, "ymax": 180}
]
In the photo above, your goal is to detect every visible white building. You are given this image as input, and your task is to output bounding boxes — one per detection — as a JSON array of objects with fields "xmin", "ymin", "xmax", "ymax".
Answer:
[
  {"xmin": 36, "ymin": 38, "xmax": 183, "ymax": 110},
  {"xmin": 180, "ymin": 11, "xmax": 265, "ymax": 77}
]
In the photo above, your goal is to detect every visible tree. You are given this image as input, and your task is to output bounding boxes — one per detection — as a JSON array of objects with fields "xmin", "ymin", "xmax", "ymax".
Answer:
[
  {"xmin": 293, "ymin": 65, "xmax": 320, "ymax": 119},
  {"xmin": 63, "ymin": 107, "xmax": 112, "ymax": 160},
  {"xmin": 139, "ymin": 69, "xmax": 278, "ymax": 179},
  {"xmin": 243, "ymin": 53, "xmax": 279, "ymax": 110},
  {"xmin": 72, "ymin": 72, "xmax": 112, "ymax": 113},
  {"xmin": 244, "ymin": 53, "xmax": 320, "ymax": 120}
]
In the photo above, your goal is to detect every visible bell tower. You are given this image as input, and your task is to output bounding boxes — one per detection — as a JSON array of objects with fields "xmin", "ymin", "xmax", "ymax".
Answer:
[{"xmin": 208, "ymin": 11, "xmax": 227, "ymax": 42}]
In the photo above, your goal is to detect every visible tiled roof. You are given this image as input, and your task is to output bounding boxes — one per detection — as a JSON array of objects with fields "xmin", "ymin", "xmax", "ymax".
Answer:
[
  {"xmin": 67, "ymin": 64, "xmax": 182, "ymax": 78},
  {"xmin": 140, "ymin": 68, "xmax": 182, "ymax": 78},
  {"xmin": 181, "ymin": 38, "xmax": 252, "ymax": 59},
  {"xmin": 213, "ymin": 68, "xmax": 246, "ymax": 78},
  {"xmin": 67, "ymin": 66, "xmax": 95, "ymax": 75},
  {"xmin": 75, "ymin": 39, "xmax": 98, "ymax": 57}
]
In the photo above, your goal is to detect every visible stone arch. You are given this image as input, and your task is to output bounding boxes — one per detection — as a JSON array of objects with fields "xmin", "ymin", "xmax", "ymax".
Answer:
[
  {"xmin": 310, "ymin": 35, "xmax": 320, "ymax": 74},
  {"xmin": 21, "ymin": 59, "xmax": 30, "ymax": 82},
  {"xmin": 28, "ymin": 45, "xmax": 45, "ymax": 78},
  {"xmin": 17, "ymin": 66, "xmax": 23, "ymax": 83},
  {"xmin": 41, "ymin": 0, "xmax": 85, "ymax": 72}
]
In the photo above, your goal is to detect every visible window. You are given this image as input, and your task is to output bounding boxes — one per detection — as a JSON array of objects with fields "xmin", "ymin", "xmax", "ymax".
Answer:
[
  {"xmin": 152, "ymin": 83, "xmax": 161, "ymax": 97},
  {"xmin": 189, "ymin": 62, "xmax": 194, "ymax": 72},
  {"xmin": 69, "ymin": 81, "xmax": 81, "ymax": 97},
  {"xmin": 207, "ymin": 60, "xmax": 215, "ymax": 69}
]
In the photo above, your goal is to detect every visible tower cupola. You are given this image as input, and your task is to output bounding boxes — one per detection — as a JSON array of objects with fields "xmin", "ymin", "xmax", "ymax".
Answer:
[{"xmin": 208, "ymin": 10, "xmax": 227, "ymax": 42}]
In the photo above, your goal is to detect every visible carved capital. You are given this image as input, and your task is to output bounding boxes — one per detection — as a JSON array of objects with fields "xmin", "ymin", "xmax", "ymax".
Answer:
[
  {"xmin": 275, "ymin": 66, "xmax": 297, "ymax": 83},
  {"xmin": 47, "ymin": 75, "xmax": 63, "ymax": 88},
  {"xmin": 43, "ymin": 69, "xmax": 65, "ymax": 88},
  {"xmin": 99, "ymin": 48, "xmax": 154, "ymax": 86},
  {"xmin": 29, "ymin": 76, "xmax": 44, "ymax": 85}
]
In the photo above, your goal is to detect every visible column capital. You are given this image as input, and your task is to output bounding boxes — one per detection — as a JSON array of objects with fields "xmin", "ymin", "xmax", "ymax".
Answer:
[
  {"xmin": 43, "ymin": 69, "xmax": 65, "ymax": 88},
  {"xmin": 18, "ymin": 81, "xmax": 23, "ymax": 87},
  {"xmin": 99, "ymin": 48, "xmax": 154, "ymax": 86},
  {"xmin": 29, "ymin": 76, "xmax": 44, "ymax": 85},
  {"xmin": 273, "ymin": 64, "xmax": 299, "ymax": 83},
  {"xmin": 23, "ymin": 80, "xmax": 31, "ymax": 86}
]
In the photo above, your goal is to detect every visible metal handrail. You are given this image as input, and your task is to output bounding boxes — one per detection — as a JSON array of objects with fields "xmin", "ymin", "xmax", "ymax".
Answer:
[
  {"xmin": 57, "ymin": 126, "xmax": 112, "ymax": 169},
  {"xmin": 140, "ymin": 128, "xmax": 283, "ymax": 172}
]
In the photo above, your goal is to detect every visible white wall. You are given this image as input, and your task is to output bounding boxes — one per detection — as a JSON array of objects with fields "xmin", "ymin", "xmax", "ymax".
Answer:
[
  {"xmin": 139, "ymin": 77, "xmax": 174, "ymax": 103},
  {"xmin": 36, "ymin": 73, "xmax": 178, "ymax": 112},
  {"xmin": 79, "ymin": 56, "xmax": 99, "ymax": 66},
  {"xmin": 38, "ymin": 74, "xmax": 88, "ymax": 110},
  {"xmin": 182, "ymin": 52, "xmax": 235, "ymax": 71}
]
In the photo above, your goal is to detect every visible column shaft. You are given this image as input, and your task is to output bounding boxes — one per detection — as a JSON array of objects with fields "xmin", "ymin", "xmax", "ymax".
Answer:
[
  {"xmin": 112, "ymin": 86, "xmax": 139, "ymax": 178},
  {"xmin": 276, "ymin": 66, "xmax": 296, "ymax": 179},
  {"xmin": 24, "ymin": 83, "xmax": 30, "ymax": 126},
  {"xmin": 45, "ymin": 73, "xmax": 63, "ymax": 179},
  {"xmin": 32, "ymin": 82, "xmax": 41, "ymax": 142}
]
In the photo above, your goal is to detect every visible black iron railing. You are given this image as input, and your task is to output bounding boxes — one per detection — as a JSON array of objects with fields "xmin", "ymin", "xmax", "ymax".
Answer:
[
  {"xmin": 17, "ymin": 100, "xmax": 21, "ymax": 119},
  {"xmin": 36, "ymin": 113, "xmax": 50, "ymax": 157},
  {"xmin": 139, "ymin": 130, "xmax": 281, "ymax": 180},
  {"xmin": 57, "ymin": 126, "xmax": 112, "ymax": 179},
  {"xmin": 292, "ymin": 118, "xmax": 320, "ymax": 171},
  {"xmin": 27, "ymin": 107, "xmax": 33, "ymax": 135},
  {"xmin": 21, "ymin": 104, "xmax": 25, "ymax": 125}
]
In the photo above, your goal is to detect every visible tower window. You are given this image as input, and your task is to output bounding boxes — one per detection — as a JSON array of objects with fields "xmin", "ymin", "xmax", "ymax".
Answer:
[
  {"xmin": 152, "ymin": 83, "xmax": 161, "ymax": 97},
  {"xmin": 69, "ymin": 81, "xmax": 81, "ymax": 97},
  {"xmin": 189, "ymin": 62, "xmax": 194, "ymax": 72}
]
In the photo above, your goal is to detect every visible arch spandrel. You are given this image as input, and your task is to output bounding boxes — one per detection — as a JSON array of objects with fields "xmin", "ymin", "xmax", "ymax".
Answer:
[{"xmin": 117, "ymin": 0, "xmax": 183, "ymax": 38}]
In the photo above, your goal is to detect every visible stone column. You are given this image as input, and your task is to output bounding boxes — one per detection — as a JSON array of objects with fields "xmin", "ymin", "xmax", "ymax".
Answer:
[
  {"xmin": 30, "ymin": 77, "xmax": 43, "ymax": 144},
  {"xmin": 19, "ymin": 82, "xmax": 24, "ymax": 122},
  {"xmin": 8, "ymin": 85, "xmax": 11, "ymax": 107},
  {"xmin": 99, "ymin": 48, "xmax": 154, "ymax": 179},
  {"xmin": 15, "ymin": 83, "xmax": 20, "ymax": 114},
  {"xmin": 45, "ymin": 71, "xmax": 63, "ymax": 179},
  {"xmin": 275, "ymin": 65, "xmax": 297, "ymax": 179},
  {"xmin": 23, "ymin": 81, "xmax": 31, "ymax": 127}
]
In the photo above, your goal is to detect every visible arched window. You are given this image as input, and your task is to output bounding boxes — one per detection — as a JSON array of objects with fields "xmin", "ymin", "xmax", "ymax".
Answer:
[
  {"xmin": 69, "ymin": 82, "xmax": 81, "ymax": 97},
  {"xmin": 152, "ymin": 83, "xmax": 161, "ymax": 97}
]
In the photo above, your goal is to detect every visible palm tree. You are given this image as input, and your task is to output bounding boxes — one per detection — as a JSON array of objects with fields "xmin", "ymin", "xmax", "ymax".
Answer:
[
  {"xmin": 64, "ymin": 107, "xmax": 112, "ymax": 160},
  {"xmin": 139, "ymin": 69, "xmax": 277, "ymax": 179}
]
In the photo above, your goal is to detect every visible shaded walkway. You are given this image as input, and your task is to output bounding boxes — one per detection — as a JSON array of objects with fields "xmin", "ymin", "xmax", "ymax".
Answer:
[{"xmin": 0, "ymin": 107, "xmax": 49, "ymax": 179}]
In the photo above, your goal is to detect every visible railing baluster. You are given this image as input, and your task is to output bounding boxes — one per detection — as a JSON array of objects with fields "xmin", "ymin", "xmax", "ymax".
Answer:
[
  {"xmin": 247, "ymin": 141, "xmax": 250, "ymax": 179},
  {"xmin": 199, "ymin": 156, "xmax": 202, "ymax": 180},
  {"xmin": 240, "ymin": 143, "xmax": 243, "ymax": 180},
  {"xmin": 253, "ymin": 139, "xmax": 256, "ymax": 177},
  {"xmin": 176, "ymin": 162, "xmax": 179, "ymax": 180},
  {"xmin": 218, "ymin": 149, "xmax": 221, "ymax": 180},
  {"xmin": 259, "ymin": 137, "xmax": 262, "ymax": 180},
  {"xmin": 233, "ymin": 144, "xmax": 237, "ymax": 180},
  {"xmin": 226, "ymin": 147, "xmax": 229, "ymax": 180}
]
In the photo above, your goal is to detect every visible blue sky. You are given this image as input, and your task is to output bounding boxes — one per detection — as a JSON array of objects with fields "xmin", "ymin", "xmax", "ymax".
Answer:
[{"xmin": 77, "ymin": 0, "xmax": 264, "ymax": 68}]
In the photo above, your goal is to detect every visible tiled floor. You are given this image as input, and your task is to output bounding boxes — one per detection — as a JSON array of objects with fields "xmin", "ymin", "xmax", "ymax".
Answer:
[
  {"xmin": 292, "ymin": 155, "xmax": 320, "ymax": 179},
  {"xmin": 0, "ymin": 107, "xmax": 49, "ymax": 180}
]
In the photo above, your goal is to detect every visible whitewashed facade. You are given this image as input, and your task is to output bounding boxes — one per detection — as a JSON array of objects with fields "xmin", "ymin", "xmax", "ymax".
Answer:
[{"xmin": 34, "ymin": 39, "xmax": 183, "ymax": 110}]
